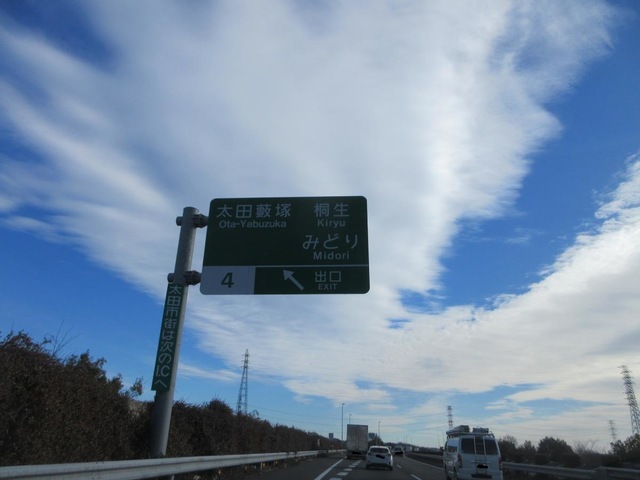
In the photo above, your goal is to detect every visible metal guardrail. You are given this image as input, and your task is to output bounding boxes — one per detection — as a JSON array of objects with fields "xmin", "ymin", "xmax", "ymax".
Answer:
[
  {"xmin": 409, "ymin": 453, "xmax": 640, "ymax": 480},
  {"xmin": 503, "ymin": 461, "xmax": 640, "ymax": 480},
  {"xmin": 0, "ymin": 450, "xmax": 331, "ymax": 480},
  {"xmin": 4, "ymin": 451, "xmax": 639, "ymax": 480}
]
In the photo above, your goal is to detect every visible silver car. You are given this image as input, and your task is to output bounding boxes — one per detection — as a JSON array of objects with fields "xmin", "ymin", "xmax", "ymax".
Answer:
[{"xmin": 366, "ymin": 445, "xmax": 394, "ymax": 470}]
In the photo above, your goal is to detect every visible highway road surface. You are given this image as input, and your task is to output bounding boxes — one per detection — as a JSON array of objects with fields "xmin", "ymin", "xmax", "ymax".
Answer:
[{"xmin": 246, "ymin": 453, "xmax": 444, "ymax": 480}]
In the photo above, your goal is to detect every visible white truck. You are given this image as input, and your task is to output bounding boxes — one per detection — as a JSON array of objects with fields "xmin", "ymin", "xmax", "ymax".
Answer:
[{"xmin": 346, "ymin": 424, "xmax": 369, "ymax": 459}]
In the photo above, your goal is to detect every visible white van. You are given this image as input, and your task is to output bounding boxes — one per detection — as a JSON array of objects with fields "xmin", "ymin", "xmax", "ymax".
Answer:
[{"xmin": 443, "ymin": 426, "xmax": 503, "ymax": 480}]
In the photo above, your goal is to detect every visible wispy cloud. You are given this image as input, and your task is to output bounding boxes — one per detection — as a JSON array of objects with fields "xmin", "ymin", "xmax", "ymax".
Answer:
[
  {"xmin": 179, "ymin": 363, "xmax": 239, "ymax": 383},
  {"xmin": 0, "ymin": 0, "xmax": 632, "ymax": 444}
]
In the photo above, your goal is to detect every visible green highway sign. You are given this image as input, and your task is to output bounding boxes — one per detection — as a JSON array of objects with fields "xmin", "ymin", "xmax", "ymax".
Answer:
[
  {"xmin": 151, "ymin": 283, "xmax": 185, "ymax": 392},
  {"xmin": 200, "ymin": 196, "xmax": 369, "ymax": 294}
]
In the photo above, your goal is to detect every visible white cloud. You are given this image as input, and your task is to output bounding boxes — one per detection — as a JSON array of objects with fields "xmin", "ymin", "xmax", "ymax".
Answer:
[
  {"xmin": 0, "ymin": 0, "xmax": 633, "ymax": 445},
  {"xmin": 179, "ymin": 362, "xmax": 239, "ymax": 383}
]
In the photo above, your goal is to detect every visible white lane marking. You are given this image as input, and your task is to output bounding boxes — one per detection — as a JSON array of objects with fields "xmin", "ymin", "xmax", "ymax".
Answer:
[
  {"xmin": 313, "ymin": 458, "xmax": 347, "ymax": 480},
  {"xmin": 411, "ymin": 475, "xmax": 423, "ymax": 480}
]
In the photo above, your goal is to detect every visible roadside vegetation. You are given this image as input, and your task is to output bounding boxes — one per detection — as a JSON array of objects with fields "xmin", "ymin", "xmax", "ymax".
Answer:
[
  {"xmin": 0, "ymin": 331, "xmax": 335, "ymax": 467},
  {"xmin": 2, "ymin": 330, "xmax": 639, "ymax": 471},
  {"xmin": 497, "ymin": 432, "xmax": 640, "ymax": 468}
]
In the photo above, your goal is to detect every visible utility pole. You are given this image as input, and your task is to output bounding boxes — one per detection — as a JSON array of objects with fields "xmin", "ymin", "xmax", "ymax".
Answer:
[
  {"xmin": 341, "ymin": 403, "xmax": 345, "ymax": 446},
  {"xmin": 447, "ymin": 405, "xmax": 453, "ymax": 430},
  {"xmin": 149, "ymin": 207, "xmax": 207, "ymax": 459}
]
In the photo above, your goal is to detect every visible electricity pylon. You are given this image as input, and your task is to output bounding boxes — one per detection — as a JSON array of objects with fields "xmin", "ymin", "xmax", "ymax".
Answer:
[
  {"xmin": 236, "ymin": 350, "xmax": 249, "ymax": 415},
  {"xmin": 620, "ymin": 365, "xmax": 640, "ymax": 436}
]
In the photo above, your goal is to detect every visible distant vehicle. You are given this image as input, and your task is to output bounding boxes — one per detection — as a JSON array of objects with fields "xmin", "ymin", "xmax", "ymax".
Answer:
[
  {"xmin": 366, "ymin": 445, "xmax": 394, "ymax": 470},
  {"xmin": 393, "ymin": 445, "xmax": 404, "ymax": 456},
  {"xmin": 346, "ymin": 424, "xmax": 369, "ymax": 459},
  {"xmin": 443, "ymin": 425, "xmax": 503, "ymax": 480}
]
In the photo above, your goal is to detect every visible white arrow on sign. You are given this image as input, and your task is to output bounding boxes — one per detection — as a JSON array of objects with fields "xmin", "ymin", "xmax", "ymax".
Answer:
[{"xmin": 283, "ymin": 270, "xmax": 304, "ymax": 291}]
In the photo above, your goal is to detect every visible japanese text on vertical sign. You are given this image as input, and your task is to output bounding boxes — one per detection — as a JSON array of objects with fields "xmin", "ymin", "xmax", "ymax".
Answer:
[{"xmin": 151, "ymin": 283, "xmax": 185, "ymax": 392}]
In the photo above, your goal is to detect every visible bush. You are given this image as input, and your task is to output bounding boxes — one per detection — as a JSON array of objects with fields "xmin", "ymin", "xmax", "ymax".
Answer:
[
  {"xmin": 534, "ymin": 453, "xmax": 550, "ymax": 465},
  {"xmin": 537, "ymin": 437, "xmax": 574, "ymax": 463},
  {"xmin": 611, "ymin": 434, "xmax": 640, "ymax": 463},
  {"xmin": 0, "ymin": 331, "xmax": 142, "ymax": 465},
  {"xmin": 562, "ymin": 453, "xmax": 581, "ymax": 468},
  {"xmin": 601, "ymin": 454, "xmax": 622, "ymax": 467},
  {"xmin": 1, "ymin": 330, "xmax": 331, "ymax": 468}
]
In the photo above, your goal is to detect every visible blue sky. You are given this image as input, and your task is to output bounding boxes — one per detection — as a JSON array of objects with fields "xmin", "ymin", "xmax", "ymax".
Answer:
[{"xmin": 1, "ymin": 0, "xmax": 640, "ymax": 450}]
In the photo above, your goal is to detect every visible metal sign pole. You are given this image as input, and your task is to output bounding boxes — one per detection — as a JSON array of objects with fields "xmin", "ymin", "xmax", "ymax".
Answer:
[{"xmin": 149, "ymin": 207, "xmax": 206, "ymax": 459}]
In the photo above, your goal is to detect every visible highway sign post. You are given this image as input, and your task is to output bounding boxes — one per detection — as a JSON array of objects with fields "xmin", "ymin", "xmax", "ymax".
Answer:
[
  {"xmin": 150, "ymin": 196, "xmax": 368, "ymax": 461},
  {"xmin": 149, "ymin": 207, "xmax": 206, "ymax": 460},
  {"xmin": 200, "ymin": 196, "xmax": 369, "ymax": 294}
]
